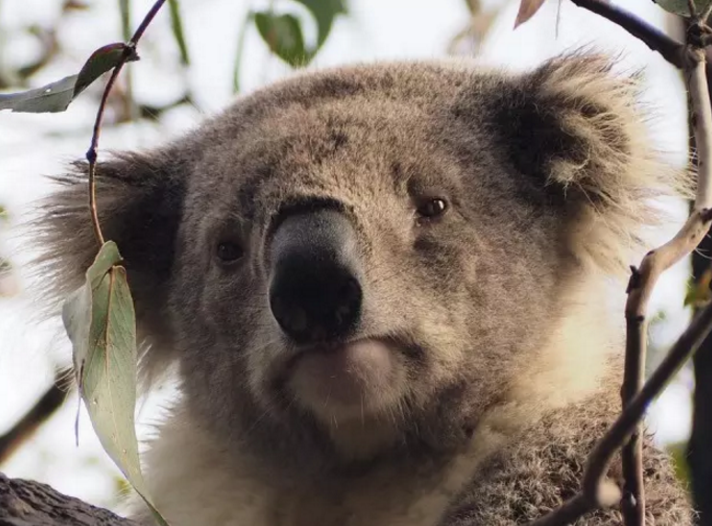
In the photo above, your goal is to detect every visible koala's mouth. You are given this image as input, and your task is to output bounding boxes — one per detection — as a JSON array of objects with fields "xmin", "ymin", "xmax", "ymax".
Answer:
[{"xmin": 280, "ymin": 336, "xmax": 412, "ymax": 421}]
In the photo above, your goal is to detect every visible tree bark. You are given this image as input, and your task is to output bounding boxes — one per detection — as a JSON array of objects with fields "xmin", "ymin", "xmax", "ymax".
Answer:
[{"xmin": 0, "ymin": 472, "xmax": 137, "ymax": 526}]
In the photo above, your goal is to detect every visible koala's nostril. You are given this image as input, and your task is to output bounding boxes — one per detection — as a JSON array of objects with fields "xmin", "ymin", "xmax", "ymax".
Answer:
[
  {"xmin": 269, "ymin": 262, "xmax": 363, "ymax": 345},
  {"xmin": 268, "ymin": 209, "xmax": 363, "ymax": 345}
]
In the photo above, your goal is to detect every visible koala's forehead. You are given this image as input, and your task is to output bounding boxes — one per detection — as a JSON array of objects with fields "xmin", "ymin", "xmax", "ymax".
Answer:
[{"xmin": 182, "ymin": 61, "xmax": 496, "ymax": 219}]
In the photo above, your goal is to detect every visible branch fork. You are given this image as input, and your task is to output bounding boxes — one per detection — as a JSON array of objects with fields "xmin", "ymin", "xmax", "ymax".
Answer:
[{"xmin": 528, "ymin": 1, "xmax": 712, "ymax": 525}]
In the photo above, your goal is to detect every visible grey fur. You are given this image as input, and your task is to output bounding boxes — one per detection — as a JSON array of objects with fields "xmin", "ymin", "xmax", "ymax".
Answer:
[{"xmin": 30, "ymin": 51, "xmax": 693, "ymax": 525}]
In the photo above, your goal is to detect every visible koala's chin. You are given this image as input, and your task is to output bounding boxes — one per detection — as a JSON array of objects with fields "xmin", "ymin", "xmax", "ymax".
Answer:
[{"xmin": 284, "ymin": 338, "xmax": 408, "ymax": 423}]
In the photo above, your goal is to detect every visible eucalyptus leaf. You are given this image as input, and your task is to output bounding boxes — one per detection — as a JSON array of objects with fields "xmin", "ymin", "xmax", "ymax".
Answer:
[
  {"xmin": 653, "ymin": 0, "xmax": 712, "ymax": 16},
  {"xmin": 294, "ymin": 0, "xmax": 347, "ymax": 48},
  {"xmin": 253, "ymin": 0, "xmax": 347, "ymax": 68},
  {"xmin": 0, "ymin": 42, "xmax": 138, "ymax": 113},
  {"xmin": 168, "ymin": 0, "xmax": 191, "ymax": 66},
  {"xmin": 62, "ymin": 241, "xmax": 167, "ymax": 526},
  {"xmin": 254, "ymin": 12, "xmax": 309, "ymax": 67}
]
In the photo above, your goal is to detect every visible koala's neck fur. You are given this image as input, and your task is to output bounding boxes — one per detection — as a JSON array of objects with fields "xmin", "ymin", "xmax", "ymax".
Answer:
[{"xmin": 129, "ymin": 267, "xmax": 623, "ymax": 526}]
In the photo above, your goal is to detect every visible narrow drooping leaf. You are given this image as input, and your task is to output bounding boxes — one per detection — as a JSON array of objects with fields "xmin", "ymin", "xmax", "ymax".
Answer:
[
  {"xmin": 294, "ymin": 0, "xmax": 348, "ymax": 48},
  {"xmin": 0, "ymin": 43, "xmax": 138, "ymax": 113},
  {"xmin": 62, "ymin": 241, "xmax": 167, "ymax": 526},
  {"xmin": 653, "ymin": 0, "xmax": 712, "ymax": 16},
  {"xmin": 513, "ymin": 0, "xmax": 547, "ymax": 28},
  {"xmin": 254, "ymin": 12, "xmax": 309, "ymax": 67},
  {"xmin": 167, "ymin": 0, "xmax": 191, "ymax": 65},
  {"xmin": 119, "ymin": 0, "xmax": 132, "ymax": 42},
  {"xmin": 233, "ymin": 11, "xmax": 254, "ymax": 93}
]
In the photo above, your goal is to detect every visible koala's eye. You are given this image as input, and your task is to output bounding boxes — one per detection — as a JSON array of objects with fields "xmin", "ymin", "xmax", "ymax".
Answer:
[
  {"xmin": 416, "ymin": 197, "xmax": 449, "ymax": 220},
  {"xmin": 216, "ymin": 241, "xmax": 244, "ymax": 264}
]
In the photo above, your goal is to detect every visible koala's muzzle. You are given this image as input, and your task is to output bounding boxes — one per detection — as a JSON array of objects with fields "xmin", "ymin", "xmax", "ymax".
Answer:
[{"xmin": 268, "ymin": 208, "xmax": 363, "ymax": 345}]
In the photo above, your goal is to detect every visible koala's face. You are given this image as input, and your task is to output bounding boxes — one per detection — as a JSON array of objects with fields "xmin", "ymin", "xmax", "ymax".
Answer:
[
  {"xmin": 170, "ymin": 65, "xmax": 567, "ymax": 452},
  {"xmin": 38, "ymin": 54, "xmax": 684, "ymax": 465}
]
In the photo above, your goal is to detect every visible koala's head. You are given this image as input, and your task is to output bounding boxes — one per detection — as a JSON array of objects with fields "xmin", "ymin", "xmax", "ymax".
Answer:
[{"xmin": 33, "ymin": 52, "xmax": 688, "ymax": 469}]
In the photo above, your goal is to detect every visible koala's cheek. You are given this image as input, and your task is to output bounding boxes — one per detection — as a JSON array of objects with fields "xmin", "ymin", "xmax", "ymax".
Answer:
[{"xmin": 287, "ymin": 340, "xmax": 407, "ymax": 422}]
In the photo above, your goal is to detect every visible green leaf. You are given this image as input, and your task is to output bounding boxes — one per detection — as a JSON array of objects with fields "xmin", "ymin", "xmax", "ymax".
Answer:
[
  {"xmin": 253, "ymin": 1, "xmax": 347, "ymax": 68},
  {"xmin": 119, "ymin": 0, "xmax": 132, "ymax": 42},
  {"xmin": 233, "ymin": 12, "xmax": 254, "ymax": 93},
  {"xmin": 653, "ymin": 0, "xmax": 712, "ymax": 16},
  {"xmin": 294, "ymin": 0, "xmax": 347, "ymax": 48},
  {"xmin": 0, "ymin": 43, "xmax": 138, "ymax": 114},
  {"xmin": 254, "ymin": 12, "xmax": 309, "ymax": 67},
  {"xmin": 62, "ymin": 241, "xmax": 167, "ymax": 526},
  {"xmin": 168, "ymin": 0, "xmax": 191, "ymax": 66}
]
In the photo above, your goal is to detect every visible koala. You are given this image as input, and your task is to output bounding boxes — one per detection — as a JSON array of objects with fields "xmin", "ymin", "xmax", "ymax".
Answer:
[{"xmin": 31, "ymin": 51, "xmax": 694, "ymax": 525}]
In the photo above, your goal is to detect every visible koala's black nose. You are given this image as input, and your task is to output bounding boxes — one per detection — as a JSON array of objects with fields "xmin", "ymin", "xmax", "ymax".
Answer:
[{"xmin": 267, "ymin": 208, "xmax": 363, "ymax": 345}]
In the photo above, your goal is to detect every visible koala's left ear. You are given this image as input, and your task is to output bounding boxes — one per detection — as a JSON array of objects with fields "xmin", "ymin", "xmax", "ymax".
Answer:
[
  {"xmin": 30, "ymin": 147, "xmax": 187, "ymax": 374},
  {"xmin": 485, "ymin": 52, "xmax": 693, "ymax": 271}
]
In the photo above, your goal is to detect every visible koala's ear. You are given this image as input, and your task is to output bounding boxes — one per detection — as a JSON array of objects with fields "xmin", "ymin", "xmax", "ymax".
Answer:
[
  {"xmin": 31, "ymin": 149, "xmax": 186, "ymax": 373},
  {"xmin": 488, "ymin": 52, "xmax": 693, "ymax": 272}
]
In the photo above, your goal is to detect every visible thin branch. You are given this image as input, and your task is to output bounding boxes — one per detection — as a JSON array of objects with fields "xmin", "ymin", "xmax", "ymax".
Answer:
[
  {"xmin": 569, "ymin": 0, "xmax": 685, "ymax": 68},
  {"xmin": 619, "ymin": 48, "xmax": 712, "ymax": 517},
  {"xmin": 529, "ymin": 231, "xmax": 712, "ymax": 526},
  {"xmin": 620, "ymin": 268, "xmax": 646, "ymax": 526},
  {"xmin": 691, "ymin": 46, "xmax": 712, "ymax": 208},
  {"xmin": 527, "ymin": 6, "xmax": 712, "ymax": 526},
  {"xmin": 85, "ymin": 0, "xmax": 167, "ymax": 246}
]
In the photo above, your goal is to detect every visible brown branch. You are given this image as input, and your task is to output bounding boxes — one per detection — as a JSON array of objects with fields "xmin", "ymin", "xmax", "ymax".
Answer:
[
  {"xmin": 618, "ymin": 49, "xmax": 712, "ymax": 516},
  {"xmin": 527, "ymin": 5, "xmax": 712, "ymax": 526},
  {"xmin": 569, "ymin": 0, "xmax": 686, "ymax": 68},
  {"xmin": 691, "ymin": 47, "xmax": 712, "ymax": 208},
  {"xmin": 530, "ymin": 217, "xmax": 712, "ymax": 526},
  {"xmin": 615, "ymin": 208, "xmax": 712, "ymax": 526},
  {"xmin": 0, "ymin": 378, "xmax": 70, "ymax": 466},
  {"xmin": 85, "ymin": 0, "xmax": 167, "ymax": 246},
  {"xmin": 620, "ymin": 269, "xmax": 646, "ymax": 526},
  {"xmin": 568, "ymin": 0, "xmax": 712, "ymax": 82},
  {"xmin": 0, "ymin": 471, "xmax": 138, "ymax": 525}
]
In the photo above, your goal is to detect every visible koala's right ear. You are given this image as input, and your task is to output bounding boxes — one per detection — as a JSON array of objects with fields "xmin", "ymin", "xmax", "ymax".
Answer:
[{"xmin": 31, "ymin": 149, "xmax": 186, "ymax": 370}]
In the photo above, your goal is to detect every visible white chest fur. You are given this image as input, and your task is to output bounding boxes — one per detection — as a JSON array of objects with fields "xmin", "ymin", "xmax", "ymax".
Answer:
[{"xmin": 125, "ymin": 402, "xmax": 527, "ymax": 526}]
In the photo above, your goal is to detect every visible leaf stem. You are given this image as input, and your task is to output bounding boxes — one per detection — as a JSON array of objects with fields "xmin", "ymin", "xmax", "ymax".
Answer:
[{"xmin": 85, "ymin": 0, "xmax": 167, "ymax": 246}]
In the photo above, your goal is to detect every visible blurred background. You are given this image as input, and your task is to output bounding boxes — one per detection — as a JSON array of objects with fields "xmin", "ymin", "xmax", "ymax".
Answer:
[{"xmin": 0, "ymin": 0, "xmax": 702, "ymax": 515}]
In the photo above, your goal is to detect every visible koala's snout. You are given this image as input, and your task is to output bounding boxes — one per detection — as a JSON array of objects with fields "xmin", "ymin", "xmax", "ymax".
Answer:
[{"xmin": 267, "ymin": 207, "xmax": 363, "ymax": 345}]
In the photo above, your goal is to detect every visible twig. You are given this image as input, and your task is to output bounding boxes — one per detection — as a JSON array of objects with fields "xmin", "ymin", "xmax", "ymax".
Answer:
[
  {"xmin": 85, "ymin": 0, "xmax": 167, "ymax": 246},
  {"xmin": 619, "ymin": 51, "xmax": 712, "ymax": 515},
  {"xmin": 691, "ymin": 46, "xmax": 712, "ymax": 208},
  {"xmin": 530, "ymin": 218, "xmax": 712, "ymax": 526},
  {"xmin": 569, "ymin": 0, "xmax": 685, "ymax": 68},
  {"xmin": 620, "ymin": 267, "xmax": 646, "ymax": 526},
  {"xmin": 527, "ymin": 4, "xmax": 712, "ymax": 526}
]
